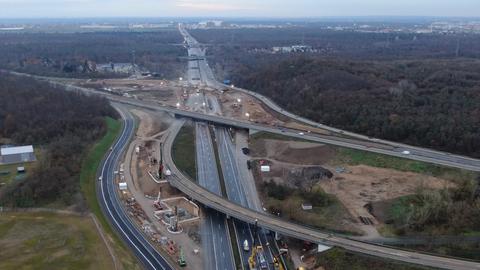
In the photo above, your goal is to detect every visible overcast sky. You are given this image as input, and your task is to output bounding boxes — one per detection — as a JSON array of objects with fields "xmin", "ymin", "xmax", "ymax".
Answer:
[{"xmin": 0, "ymin": 0, "xmax": 478, "ymax": 18}]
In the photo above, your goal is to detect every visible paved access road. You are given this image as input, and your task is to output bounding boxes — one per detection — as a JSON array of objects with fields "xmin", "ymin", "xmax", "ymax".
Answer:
[{"xmin": 98, "ymin": 104, "xmax": 174, "ymax": 270}]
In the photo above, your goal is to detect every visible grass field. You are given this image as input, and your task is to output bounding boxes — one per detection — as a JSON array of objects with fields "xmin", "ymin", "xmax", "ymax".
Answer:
[
  {"xmin": 263, "ymin": 193, "xmax": 361, "ymax": 235},
  {"xmin": 172, "ymin": 124, "xmax": 197, "ymax": 180},
  {"xmin": 79, "ymin": 116, "xmax": 140, "ymax": 270},
  {"xmin": 250, "ymin": 131, "xmax": 478, "ymax": 182},
  {"xmin": 0, "ymin": 212, "xmax": 115, "ymax": 270},
  {"xmin": 334, "ymin": 148, "xmax": 478, "ymax": 182},
  {"xmin": 250, "ymin": 131, "xmax": 310, "ymax": 142}
]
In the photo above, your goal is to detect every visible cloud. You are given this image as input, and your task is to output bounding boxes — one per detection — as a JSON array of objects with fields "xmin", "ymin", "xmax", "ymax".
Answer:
[{"xmin": 175, "ymin": 0, "xmax": 254, "ymax": 11}]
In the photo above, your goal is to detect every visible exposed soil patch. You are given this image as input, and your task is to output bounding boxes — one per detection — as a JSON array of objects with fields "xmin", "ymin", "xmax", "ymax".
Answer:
[
  {"xmin": 251, "ymin": 139, "xmax": 335, "ymax": 165},
  {"xmin": 132, "ymin": 109, "xmax": 172, "ymax": 138},
  {"xmin": 250, "ymin": 135, "xmax": 456, "ymax": 236},
  {"xmin": 319, "ymin": 165, "xmax": 455, "ymax": 224}
]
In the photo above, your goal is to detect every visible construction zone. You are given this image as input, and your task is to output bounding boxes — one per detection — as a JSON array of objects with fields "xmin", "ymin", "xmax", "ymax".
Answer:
[{"xmin": 112, "ymin": 107, "xmax": 204, "ymax": 269}]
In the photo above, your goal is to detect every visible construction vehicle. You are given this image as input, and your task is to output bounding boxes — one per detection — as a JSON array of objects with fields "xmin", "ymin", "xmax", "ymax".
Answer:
[
  {"xmin": 272, "ymin": 253, "xmax": 285, "ymax": 270},
  {"xmin": 178, "ymin": 248, "xmax": 186, "ymax": 267},
  {"xmin": 257, "ymin": 246, "xmax": 268, "ymax": 269},
  {"xmin": 248, "ymin": 219, "xmax": 270, "ymax": 269}
]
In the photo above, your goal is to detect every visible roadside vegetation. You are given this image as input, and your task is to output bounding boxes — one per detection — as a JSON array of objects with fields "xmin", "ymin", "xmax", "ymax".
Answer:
[
  {"xmin": 315, "ymin": 247, "xmax": 437, "ymax": 270},
  {"xmin": 259, "ymin": 177, "xmax": 360, "ymax": 235},
  {"xmin": 334, "ymin": 148, "xmax": 478, "ymax": 182},
  {"xmin": 79, "ymin": 116, "xmax": 140, "ymax": 270},
  {"xmin": 377, "ymin": 180, "xmax": 480, "ymax": 236},
  {"xmin": 0, "ymin": 212, "xmax": 115, "ymax": 270},
  {"xmin": 172, "ymin": 123, "xmax": 197, "ymax": 180}
]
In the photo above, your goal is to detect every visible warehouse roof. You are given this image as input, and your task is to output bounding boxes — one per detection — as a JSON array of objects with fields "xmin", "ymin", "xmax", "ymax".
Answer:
[{"xmin": 1, "ymin": 145, "xmax": 34, "ymax": 156}]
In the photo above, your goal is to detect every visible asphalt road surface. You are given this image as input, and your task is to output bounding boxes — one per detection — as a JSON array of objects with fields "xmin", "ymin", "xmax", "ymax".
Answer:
[
  {"xmin": 98, "ymin": 104, "xmax": 174, "ymax": 270},
  {"xmin": 196, "ymin": 120, "xmax": 235, "ymax": 270},
  {"xmin": 215, "ymin": 127, "xmax": 275, "ymax": 270}
]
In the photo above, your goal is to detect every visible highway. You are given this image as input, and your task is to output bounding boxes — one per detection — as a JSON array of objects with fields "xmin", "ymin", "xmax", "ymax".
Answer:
[
  {"xmin": 163, "ymin": 157, "xmax": 480, "ymax": 270},
  {"xmin": 8, "ymin": 29, "xmax": 480, "ymax": 269},
  {"xmin": 98, "ymin": 104, "xmax": 174, "ymax": 270},
  {"xmin": 215, "ymin": 126, "xmax": 276, "ymax": 270},
  {"xmin": 10, "ymin": 69, "xmax": 480, "ymax": 172},
  {"xmin": 177, "ymin": 25, "xmax": 480, "ymax": 172},
  {"xmin": 195, "ymin": 122, "xmax": 236, "ymax": 270},
  {"xmin": 44, "ymin": 78, "xmax": 480, "ymax": 269},
  {"xmin": 117, "ymin": 98, "xmax": 480, "ymax": 172},
  {"xmin": 15, "ymin": 67, "xmax": 480, "ymax": 269}
]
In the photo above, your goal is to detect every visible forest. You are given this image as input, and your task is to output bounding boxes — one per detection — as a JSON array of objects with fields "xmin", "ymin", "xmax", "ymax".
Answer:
[
  {"xmin": 0, "ymin": 72, "xmax": 116, "ymax": 207},
  {"xmin": 191, "ymin": 28, "xmax": 480, "ymax": 158},
  {"xmin": 0, "ymin": 29, "xmax": 185, "ymax": 79}
]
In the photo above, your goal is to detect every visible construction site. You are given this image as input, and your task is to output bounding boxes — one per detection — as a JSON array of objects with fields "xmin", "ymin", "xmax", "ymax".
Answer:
[
  {"xmin": 112, "ymin": 106, "xmax": 203, "ymax": 269},
  {"xmin": 62, "ymin": 75, "xmax": 472, "ymax": 270}
]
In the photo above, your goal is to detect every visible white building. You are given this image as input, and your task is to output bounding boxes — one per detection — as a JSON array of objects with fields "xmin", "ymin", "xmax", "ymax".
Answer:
[{"xmin": 0, "ymin": 145, "xmax": 36, "ymax": 165}]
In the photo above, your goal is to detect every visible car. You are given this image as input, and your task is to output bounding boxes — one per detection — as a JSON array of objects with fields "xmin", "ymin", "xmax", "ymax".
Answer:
[
  {"xmin": 402, "ymin": 150, "xmax": 411, "ymax": 155},
  {"xmin": 298, "ymin": 132, "xmax": 304, "ymax": 135},
  {"xmin": 98, "ymin": 176, "xmax": 103, "ymax": 181}
]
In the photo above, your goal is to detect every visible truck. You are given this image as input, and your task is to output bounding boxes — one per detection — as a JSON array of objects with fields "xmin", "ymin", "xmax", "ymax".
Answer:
[
  {"xmin": 178, "ymin": 248, "xmax": 186, "ymax": 267},
  {"xmin": 243, "ymin": 239, "xmax": 250, "ymax": 252}
]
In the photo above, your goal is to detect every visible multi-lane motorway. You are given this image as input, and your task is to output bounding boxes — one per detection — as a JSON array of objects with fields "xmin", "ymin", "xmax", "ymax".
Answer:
[
  {"xmin": 195, "ymin": 122, "xmax": 235, "ymax": 270},
  {"xmin": 98, "ymin": 104, "xmax": 174, "ymax": 270},
  {"xmin": 215, "ymin": 123, "xmax": 275, "ymax": 269},
  {"xmin": 30, "ymin": 72, "xmax": 480, "ymax": 269},
  {"xmin": 8, "ymin": 24, "xmax": 480, "ymax": 270}
]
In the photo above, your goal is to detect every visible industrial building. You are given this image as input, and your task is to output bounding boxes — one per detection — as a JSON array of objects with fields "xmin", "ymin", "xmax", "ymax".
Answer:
[{"xmin": 0, "ymin": 145, "xmax": 36, "ymax": 165}]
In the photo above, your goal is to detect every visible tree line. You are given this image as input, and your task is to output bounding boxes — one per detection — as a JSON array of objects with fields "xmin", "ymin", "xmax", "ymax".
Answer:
[
  {"xmin": 191, "ymin": 28, "xmax": 480, "ymax": 157},
  {"xmin": 0, "ymin": 73, "xmax": 116, "ymax": 207},
  {"xmin": 0, "ymin": 30, "xmax": 186, "ymax": 79}
]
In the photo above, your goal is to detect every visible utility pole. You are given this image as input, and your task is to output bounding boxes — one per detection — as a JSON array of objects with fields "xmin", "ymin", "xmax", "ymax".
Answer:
[
  {"xmin": 159, "ymin": 143, "xmax": 164, "ymax": 179},
  {"xmin": 455, "ymin": 38, "xmax": 461, "ymax": 58}
]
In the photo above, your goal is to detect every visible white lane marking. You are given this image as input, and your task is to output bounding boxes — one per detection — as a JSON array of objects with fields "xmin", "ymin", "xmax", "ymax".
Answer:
[{"xmin": 100, "ymin": 108, "xmax": 169, "ymax": 270}]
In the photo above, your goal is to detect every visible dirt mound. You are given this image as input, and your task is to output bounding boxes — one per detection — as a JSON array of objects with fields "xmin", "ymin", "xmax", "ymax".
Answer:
[{"xmin": 253, "ymin": 139, "xmax": 335, "ymax": 165}]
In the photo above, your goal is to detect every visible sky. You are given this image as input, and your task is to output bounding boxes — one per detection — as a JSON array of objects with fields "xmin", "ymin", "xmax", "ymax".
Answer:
[{"xmin": 0, "ymin": 0, "xmax": 479, "ymax": 19}]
